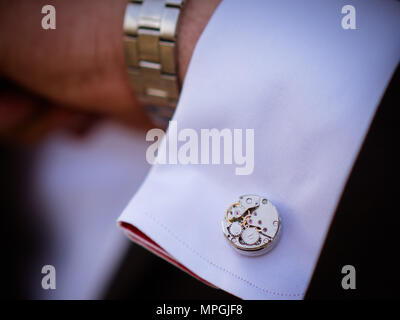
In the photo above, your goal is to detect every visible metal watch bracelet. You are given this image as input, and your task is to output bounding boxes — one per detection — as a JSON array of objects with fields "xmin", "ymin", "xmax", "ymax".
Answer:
[{"xmin": 123, "ymin": 0, "xmax": 185, "ymax": 126}]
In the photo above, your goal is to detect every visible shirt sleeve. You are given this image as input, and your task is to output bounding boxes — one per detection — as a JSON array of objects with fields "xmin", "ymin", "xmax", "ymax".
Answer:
[{"xmin": 118, "ymin": 0, "xmax": 400, "ymax": 299}]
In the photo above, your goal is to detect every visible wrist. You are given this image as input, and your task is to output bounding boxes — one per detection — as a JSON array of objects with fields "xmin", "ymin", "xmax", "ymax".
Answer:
[
  {"xmin": 177, "ymin": 0, "xmax": 221, "ymax": 82},
  {"xmin": 121, "ymin": 0, "xmax": 220, "ymax": 125},
  {"xmin": 0, "ymin": 0, "xmax": 220, "ymax": 120}
]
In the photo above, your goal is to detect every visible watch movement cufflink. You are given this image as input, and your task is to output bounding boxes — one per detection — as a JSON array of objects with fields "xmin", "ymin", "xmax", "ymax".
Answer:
[
  {"xmin": 123, "ymin": 0, "xmax": 185, "ymax": 126},
  {"xmin": 222, "ymin": 195, "xmax": 282, "ymax": 256}
]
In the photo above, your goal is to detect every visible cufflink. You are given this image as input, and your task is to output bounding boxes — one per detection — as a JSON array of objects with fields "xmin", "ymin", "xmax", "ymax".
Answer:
[{"xmin": 222, "ymin": 195, "xmax": 281, "ymax": 256}]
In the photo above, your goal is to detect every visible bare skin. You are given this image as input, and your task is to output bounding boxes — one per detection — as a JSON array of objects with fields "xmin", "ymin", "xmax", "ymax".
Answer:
[{"xmin": 0, "ymin": 0, "xmax": 221, "ymax": 141}]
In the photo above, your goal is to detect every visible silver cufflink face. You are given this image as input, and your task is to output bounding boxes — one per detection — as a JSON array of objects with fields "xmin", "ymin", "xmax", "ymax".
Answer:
[{"xmin": 222, "ymin": 195, "xmax": 281, "ymax": 256}]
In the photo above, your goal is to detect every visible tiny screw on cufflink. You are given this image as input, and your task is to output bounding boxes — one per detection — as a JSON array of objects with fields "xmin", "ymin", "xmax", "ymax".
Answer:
[{"xmin": 222, "ymin": 195, "xmax": 282, "ymax": 256}]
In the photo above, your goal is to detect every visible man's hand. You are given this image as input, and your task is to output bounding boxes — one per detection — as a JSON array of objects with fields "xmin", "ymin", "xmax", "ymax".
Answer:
[{"xmin": 0, "ymin": 0, "xmax": 221, "ymax": 141}]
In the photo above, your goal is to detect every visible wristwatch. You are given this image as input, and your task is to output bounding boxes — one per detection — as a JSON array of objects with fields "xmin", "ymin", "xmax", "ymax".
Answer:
[{"xmin": 123, "ymin": 0, "xmax": 185, "ymax": 126}]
